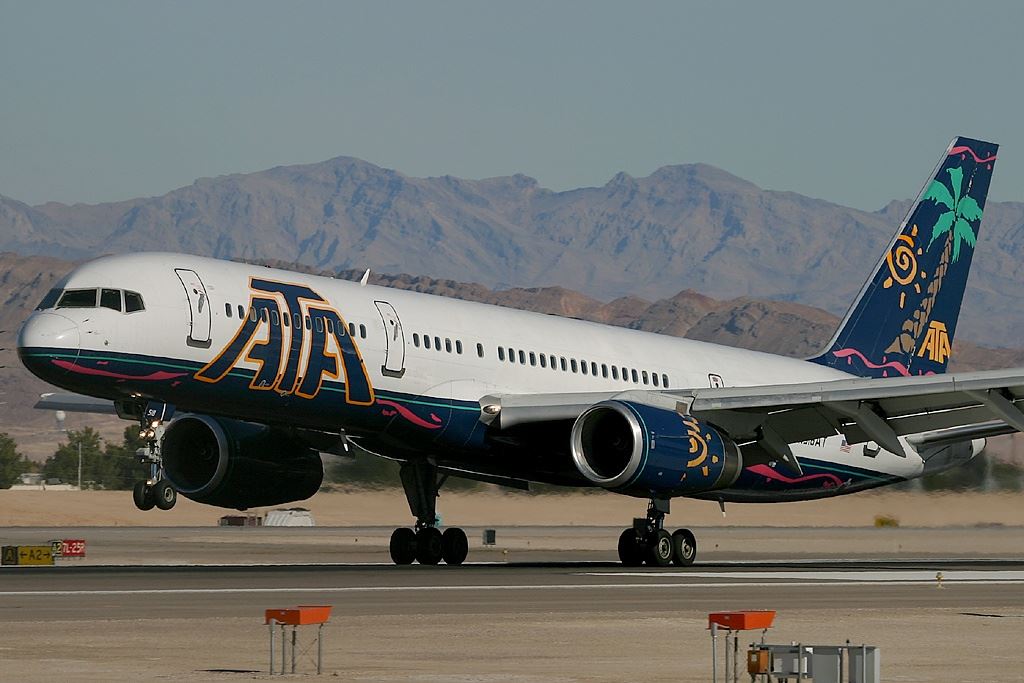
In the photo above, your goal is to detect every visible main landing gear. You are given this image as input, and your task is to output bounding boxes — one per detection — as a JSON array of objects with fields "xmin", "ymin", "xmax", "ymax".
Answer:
[
  {"xmin": 617, "ymin": 498, "xmax": 697, "ymax": 567},
  {"xmin": 131, "ymin": 411, "xmax": 177, "ymax": 512},
  {"xmin": 389, "ymin": 461, "xmax": 469, "ymax": 566}
]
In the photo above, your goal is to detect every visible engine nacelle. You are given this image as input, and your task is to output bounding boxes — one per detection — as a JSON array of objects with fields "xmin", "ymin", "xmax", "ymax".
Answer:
[
  {"xmin": 570, "ymin": 400, "xmax": 742, "ymax": 496},
  {"xmin": 161, "ymin": 414, "xmax": 323, "ymax": 510}
]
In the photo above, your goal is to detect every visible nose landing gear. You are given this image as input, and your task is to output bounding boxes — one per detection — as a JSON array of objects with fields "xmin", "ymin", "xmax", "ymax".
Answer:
[
  {"xmin": 617, "ymin": 498, "xmax": 698, "ymax": 567},
  {"xmin": 388, "ymin": 461, "xmax": 470, "ymax": 566},
  {"xmin": 130, "ymin": 403, "xmax": 178, "ymax": 512}
]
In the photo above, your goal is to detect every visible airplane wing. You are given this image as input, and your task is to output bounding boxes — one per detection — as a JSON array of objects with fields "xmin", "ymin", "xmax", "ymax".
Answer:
[
  {"xmin": 34, "ymin": 392, "xmax": 118, "ymax": 415},
  {"xmin": 480, "ymin": 367, "xmax": 1024, "ymax": 460}
]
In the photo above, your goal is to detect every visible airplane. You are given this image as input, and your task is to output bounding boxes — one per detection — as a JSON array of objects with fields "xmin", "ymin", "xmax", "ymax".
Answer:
[{"xmin": 17, "ymin": 136, "xmax": 1024, "ymax": 567}]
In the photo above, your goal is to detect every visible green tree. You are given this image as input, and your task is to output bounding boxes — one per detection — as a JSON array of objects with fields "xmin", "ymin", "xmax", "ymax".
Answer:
[
  {"xmin": 43, "ymin": 427, "xmax": 107, "ymax": 489},
  {"xmin": 0, "ymin": 433, "xmax": 28, "ymax": 489}
]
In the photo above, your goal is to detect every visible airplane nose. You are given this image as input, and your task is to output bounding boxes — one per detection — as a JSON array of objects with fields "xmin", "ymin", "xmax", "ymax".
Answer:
[{"xmin": 17, "ymin": 312, "xmax": 81, "ymax": 375}]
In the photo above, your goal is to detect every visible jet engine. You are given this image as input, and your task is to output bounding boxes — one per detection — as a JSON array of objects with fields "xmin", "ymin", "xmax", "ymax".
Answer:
[
  {"xmin": 160, "ymin": 414, "xmax": 323, "ymax": 510},
  {"xmin": 570, "ymin": 400, "xmax": 742, "ymax": 496}
]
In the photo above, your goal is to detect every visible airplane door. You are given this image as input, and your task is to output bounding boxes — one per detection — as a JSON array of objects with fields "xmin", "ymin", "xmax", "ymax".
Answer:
[
  {"xmin": 174, "ymin": 268, "xmax": 212, "ymax": 347},
  {"xmin": 374, "ymin": 300, "xmax": 406, "ymax": 378}
]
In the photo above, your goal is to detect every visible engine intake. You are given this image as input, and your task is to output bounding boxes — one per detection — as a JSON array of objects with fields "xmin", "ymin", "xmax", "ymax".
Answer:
[
  {"xmin": 570, "ymin": 400, "xmax": 742, "ymax": 495},
  {"xmin": 161, "ymin": 414, "xmax": 323, "ymax": 510}
]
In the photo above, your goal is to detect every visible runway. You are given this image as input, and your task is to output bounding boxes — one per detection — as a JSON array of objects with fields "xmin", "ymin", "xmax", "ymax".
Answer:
[{"xmin": 4, "ymin": 559, "xmax": 1024, "ymax": 622}]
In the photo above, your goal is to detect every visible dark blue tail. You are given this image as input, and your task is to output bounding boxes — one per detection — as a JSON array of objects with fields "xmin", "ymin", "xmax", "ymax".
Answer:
[{"xmin": 808, "ymin": 136, "xmax": 998, "ymax": 377}]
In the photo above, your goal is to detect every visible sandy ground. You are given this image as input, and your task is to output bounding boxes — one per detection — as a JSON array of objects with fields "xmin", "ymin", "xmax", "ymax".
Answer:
[{"xmin": 2, "ymin": 488, "xmax": 1024, "ymax": 529}]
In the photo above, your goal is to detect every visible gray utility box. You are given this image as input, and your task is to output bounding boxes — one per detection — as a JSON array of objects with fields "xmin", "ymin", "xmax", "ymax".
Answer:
[{"xmin": 750, "ymin": 643, "xmax": 880, "ymax": 683}]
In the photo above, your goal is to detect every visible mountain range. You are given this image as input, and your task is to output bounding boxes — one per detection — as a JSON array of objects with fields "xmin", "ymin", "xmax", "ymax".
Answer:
[{"xmin": 2, "ymin": 156, "xmax": 1022, "ymax": 347}]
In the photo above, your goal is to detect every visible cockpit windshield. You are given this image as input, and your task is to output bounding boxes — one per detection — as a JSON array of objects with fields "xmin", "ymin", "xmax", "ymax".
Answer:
[{"xmin": 36, "ymin": 288, "xmax": 146, "ymax": 313}]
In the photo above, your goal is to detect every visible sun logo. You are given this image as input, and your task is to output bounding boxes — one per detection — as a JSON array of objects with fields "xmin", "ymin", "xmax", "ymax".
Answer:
[
  {"xmin": 882, "ymin": 224, "xmax": 929, "ymax": 310},
  {"xmin": 681, "ymin": 416, "xmax": 719, "ymax": 477},
  {"xmin": 916, "ymin": 320, "xmax": 951, "ymax": 364}
]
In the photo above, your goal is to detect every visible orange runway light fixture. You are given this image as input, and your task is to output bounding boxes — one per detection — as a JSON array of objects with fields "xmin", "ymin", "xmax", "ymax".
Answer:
[
  {"xmin": 264, "ymin": 605, "xmax": 332, "ymax": 625},
  {"xmin": 708, "ymin": 610, "xmax": 776, "ymax": 631}
]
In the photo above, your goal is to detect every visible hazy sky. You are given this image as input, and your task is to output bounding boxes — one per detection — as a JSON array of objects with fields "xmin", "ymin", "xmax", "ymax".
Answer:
[{"xmin": 2, "ymin": 1, "xmax": 1022, "ymax": 209}]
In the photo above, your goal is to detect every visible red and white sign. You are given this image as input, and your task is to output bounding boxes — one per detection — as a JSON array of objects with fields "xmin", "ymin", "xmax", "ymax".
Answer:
[{"xmin": 50, "ymin": 539, "xmax": 86, "ymax": 558}]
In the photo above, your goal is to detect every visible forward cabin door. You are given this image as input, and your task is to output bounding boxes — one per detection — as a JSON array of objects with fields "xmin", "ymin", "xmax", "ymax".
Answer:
[
  {"xmin": 374, "ymin": 300, "xmax": 406, "ymax": 378},
  {"xmin": 174, "ymin": 268, "xmax": 212, "ymax": 347}
]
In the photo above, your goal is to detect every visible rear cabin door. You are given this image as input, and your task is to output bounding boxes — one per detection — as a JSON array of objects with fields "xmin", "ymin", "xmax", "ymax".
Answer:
[
  {"xmin": 374, "ymin": 300, "xmax": 406, "ymax": 378},
  {"xmin": 174, "ymin": 268, "xmax": 212, "ymax": 347}
]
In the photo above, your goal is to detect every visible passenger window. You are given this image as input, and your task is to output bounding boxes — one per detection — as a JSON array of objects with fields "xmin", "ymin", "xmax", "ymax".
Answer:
[
  {"xmin": 413, "ymin": 333, "xmax": 420, "ymax": 348},
  {"xmin": 250, "ymin": 307, "xmax": 258, "ymax": 323},
  {"xmin": 35, "ymin": 288, "xmax": 62, "ymax": 310},
  {"xmin": 622, "ymin": 367, "xmax": 629, "ymax": 382},
  {"xmin": 539, "ymin": 354, "xmax": 547, "ymax": 368},
  {"xmin": 100, "ymin": 288, "xmax": 121, "ymax": 312},
  {"xmin": 445, "ymin": 338, "xmax": 452, "ymax": 353},
  {"xmin": 326, "ymin": 318, "xmax": 334, "ymax": 334},
  {"xmin": 560, "ymin": 357, "xmax": 567, "ymax": 371},
  {"xmin": 456, "ymin": 340, "xmax": 463, "ymax": 354},
  {"xmin": 294, "ymin": 313, "xmax": 301, "ymax": 329},
  {"xmin": 238, "ymin": 305, "xmax": 245, "ymax": 319},
  {"xmin": 518, "ymin": 350, "xmax": 525, "ymax": 364},
  {"xmin": 652, "ymin": 373, "xmax": 660, "ymax": 387},
  {"xmin": 631, "ymin": 369, "xmax": 638, "ymax": 383},
  {"xmin": 591, "ymin": 362, "xmax": 598, "ymax": 376},
  {"xmin": 58, "ymin": 289, "xmax": 98, "ymax": 309},
  {"xmin": 261, "ymin": 308, "xmax": 269, "ymax": 323},
  {"xmin": 529, "ymin": 352, "xmax": 536, "ymax": 366},
  {"xmin": 124, "ymin": 291, "xmax": 145, "ymax": 313},
  {"xmin": 581, "ymin": 361, "xmax": 588, "ymax": 376},
  {"xmin": 612, "ymin": 367, "xmax": 619, "ymax": 380},
  {"xmin": 601, "ymin": 364, "xmax": 608, "ymax": 379},
  {"xmin": 349, "ymin": 323, "xmax": 356, "ymax": 337},
  {"xmin": 507, "ymin": 348, "xmax": 514, "ymax": 362},
  {"xmin": 305, "ymin": 316, "xmax": 311, "ymax": 330},
  {"xmin": 477, "ymin": 343, "xmax": 484, "ymax": 358},
  {"xmin": 225, "ymin": 303, "xmax": 233, "ymax": 318},
  {"xmin": 315, "ymin": 317, "xmax": 323, "ymax": 333},
  {"xmin": 360, "ymin": 324, "xmax": 367, "ymax": 338},
  {"xmin": 663, "ymin": 374, "xmax": 670, "ymax": 388},
  {"xmin": 424, "ymin": 335, "xmax": 432, "ymax": 350},
  {"xmin": 642, "ymin": 371, "xmax": 649, "ymax": 385},
  {"xmin": 282, "ymin": 311, "xmax": 290, "ymax": 327},
  {"xmin": 434, "ymin": 336, "xmax": 441, "ymax": 351},
  {"xmin": 498, "ymin": 347, "xmax": 505, "ymax": 361},
  {"xmin": 271, "ymin": 311, "xmax": 280, "ymax": 326},
  {"xmin": 571, "ymin": 359, "xmax": 578, "ymax": 373}
]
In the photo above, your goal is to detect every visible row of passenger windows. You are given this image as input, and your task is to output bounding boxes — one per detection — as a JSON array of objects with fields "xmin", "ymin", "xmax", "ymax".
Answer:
[
  {"xmin": 223, "ymin": 300, "xmax": 670, "ymax": 389},
  {"xmin": 497, "ymin": 347, "xmax": 669, "ymax": 387},
  {"xmin": 223, "ymin": 302, "xmax": 368, "ymax": 339},
  {"xmin": 411, "ymin": 332, "xmax": 487, "ymax": 358},
  {"xmin": 37, "ymin": 287, "xmax": 145, "ymax": 313}
]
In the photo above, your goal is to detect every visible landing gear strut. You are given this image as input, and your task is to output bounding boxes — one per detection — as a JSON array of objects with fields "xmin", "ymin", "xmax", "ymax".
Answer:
[
  {"xmin": 131, "ymin": 405, "xmax": 177, "ymax": 512},
  {"xmin": 617, "ymin": 498, "xmax": 697, "ymax": 567},
  {"xmin": 389, "ymin": 460, "xmax": 469, "ymax": 566}
]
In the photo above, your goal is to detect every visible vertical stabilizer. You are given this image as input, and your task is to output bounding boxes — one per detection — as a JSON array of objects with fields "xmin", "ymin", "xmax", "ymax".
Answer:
[{"xmin": 808, "ymin": 137, "xmax": 998, "ymax": 377}]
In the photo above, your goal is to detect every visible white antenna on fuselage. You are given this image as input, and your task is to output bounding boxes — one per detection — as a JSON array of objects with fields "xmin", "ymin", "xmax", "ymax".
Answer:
[{"xmin": 359, "ymin": 269, "xmax": 370, "ymax": 286}]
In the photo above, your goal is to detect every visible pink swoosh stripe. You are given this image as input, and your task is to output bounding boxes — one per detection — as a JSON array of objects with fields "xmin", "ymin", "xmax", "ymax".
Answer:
[
  {"xmin": 52, "ymin": 359, "xmax": 186, "ymax": 381},
  {"xmin": 831, "ymin": 348, "xmax": 912, "ymax": 376},
  {"xmin": 747, "ymin": 464, "xmax": 843, "ymax": 488},
  {"xmin": 377, "ymin": 399, "xmax": 443, "ymax": 430},
  {"xmin": 949, "ymin": 146, "xmax": 997, "ymax": 163}
]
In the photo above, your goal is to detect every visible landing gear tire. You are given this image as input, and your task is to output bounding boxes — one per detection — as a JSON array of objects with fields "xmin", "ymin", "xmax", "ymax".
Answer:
[
  {"xmin": 415, "ymin": 526, "xmax": 444, "ymax": 565},
  {"xmin": 154, "ymin": 480, "xmax": 177, "ymax": 510},
  {"xmin": 132, "ymin": 481, "xmax": 155, "ymax": 511},
  {"xmin": 617, "ymin": 528, "xmax": 645, "ymax": 566},
  {"xmin": 389, "ymin": 527, "xmax": 417, "ymax": 565},
  {"xmin": 671, "ymin": 528, "xmax": 697, "ymax": 566},
  {"xmin": 646, "ymin": 528, "xmax": 674, "ymax": 567},
  {"xmin": 441, "ymin": 527, "xmax": 469, "ymax": 566}
]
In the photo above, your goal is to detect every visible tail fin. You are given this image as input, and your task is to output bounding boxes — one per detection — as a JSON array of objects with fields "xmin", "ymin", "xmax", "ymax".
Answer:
[{"xmin": 808, "ymin": 136, "xmax": 998, "ymax": 377}]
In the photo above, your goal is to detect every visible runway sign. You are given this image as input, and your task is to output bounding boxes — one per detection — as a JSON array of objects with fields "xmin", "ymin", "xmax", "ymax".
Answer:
[
  {"xmin": 50, "ymin": 539, "xmax": 87, "ymax": 558},
  {"xmin": 1, "ymin": 545, "xmax": 54, "ymax": 566}
]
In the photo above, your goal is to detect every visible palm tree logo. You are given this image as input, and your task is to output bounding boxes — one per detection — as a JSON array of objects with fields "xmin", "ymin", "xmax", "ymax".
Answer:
[{"xmin": 923, "ymin": 165, "xmax": 983, "ymax": 261}]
